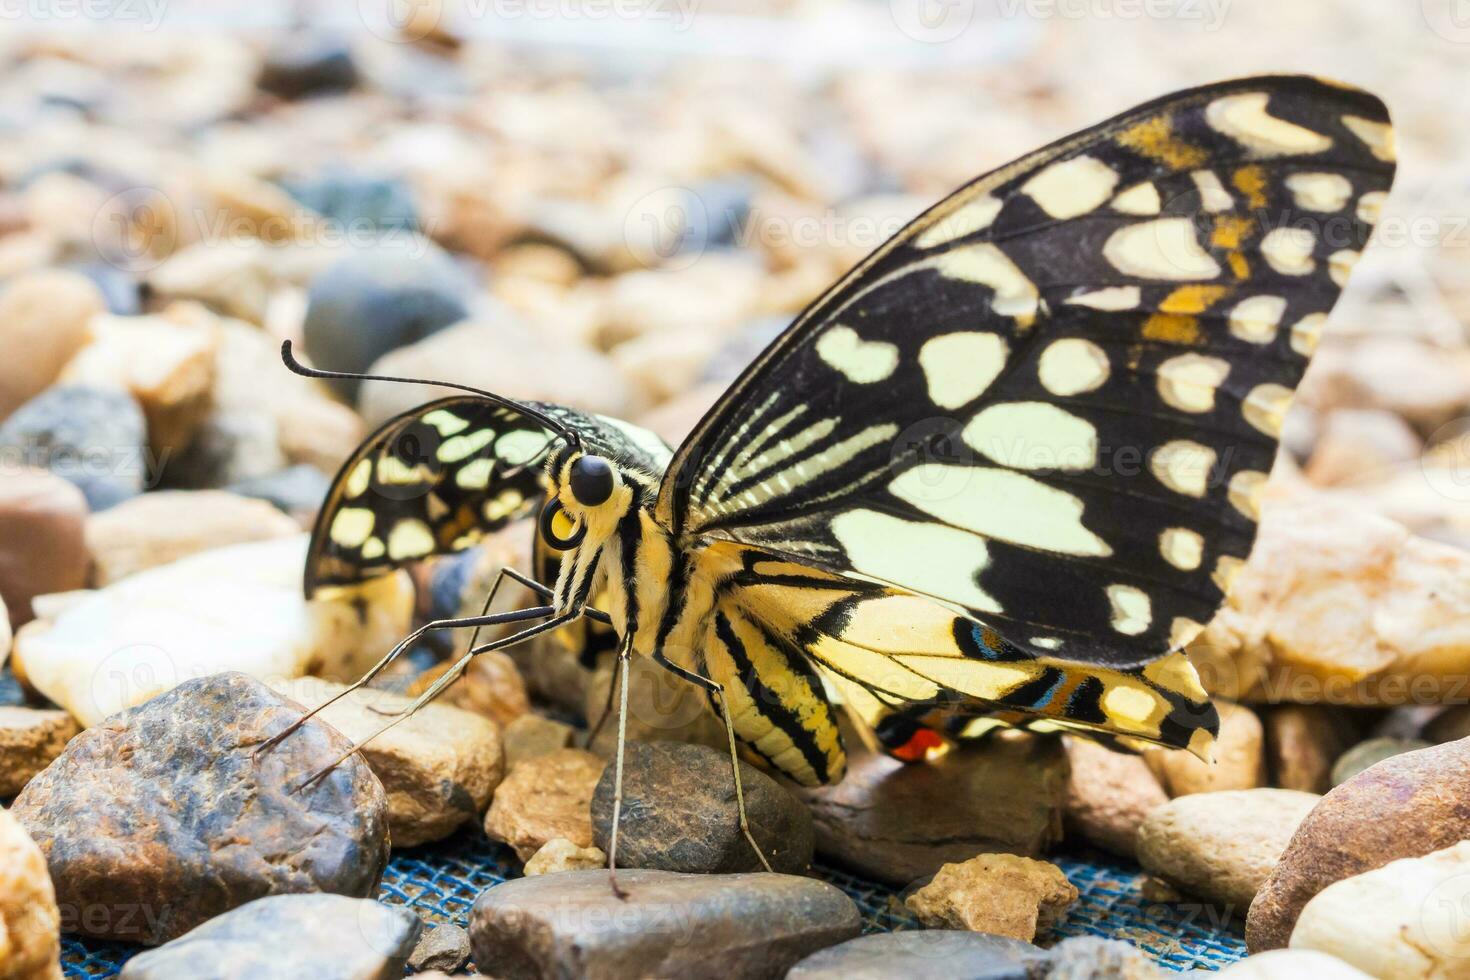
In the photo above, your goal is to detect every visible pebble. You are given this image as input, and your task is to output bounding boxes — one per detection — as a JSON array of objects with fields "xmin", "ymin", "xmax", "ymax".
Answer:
[
  {"xmin": 257, "ymin": 35, "xmax": 359, "ymax": 99},
  {"xmin": 281, "ymin": 173, "xmax": 418, "ymax": 233},
  {"xmin": 1302, "ymin": 408, "xmax": 1422, "ymax": 486},
  {"xmin": 275, "ymin": 392, "xmax": 366, "ymax": 476},
  {"xmin": 13, "ymin": 535, "xmax": 412, "ymax": 725},
  {"xmin": 904, "ymin": 853, "xmax": 1078, "ymax": 941},
  {"xmin": 227, "ymin": 464, "xmax": 332, "ymax": 521},
  {"xmin": 407, "ymin": 651, "xmax": 529, "ymax": 729},
  {"xmin": 119, "ymin": 894, "xmax": 418, "ymax": 980},
  {"xmin": 1217, "ymin": 949, "xmax": 1372, "ymax": 978},
  {"xmin": 1145, "ymin": 701, "xmax": 1266, "ymax": 796},
  {"xmin": 0, "ymin": 268, "xmax": 105, "ymax": 420},
  {"xmin": 1247, "ymin": 736, "xmax": 1470, "ymax": 951},
  {"xmin": 302, "ymin": 239, "xmax": 471, "ymax": 399},
  {"xmin": 1062, "ymin": 736, "xmax": 1168, "ymax": 857},
  {"xmin": 0, "ymin": 593, "xmax": 9, "ymax": 662},
  {"xmin": 1329, "ymin": 737, "xmax": 1431, "ymax": 786},
  {"xmin": 589, "ymin": 741, "xmax": 815, "ymax": 876},
  {"xmin": 11, "ymin": 672, "xmax": 389, "ymax": 945},
  {"xmin": 407, "ymin": 922, "xmax": 471, "ymax": 974},
  {"xmin": 84, "ymin": 490, "xmax": 300, "ymax": 585},
  {"xmin": 798, "ymin": 735, "xmax": 1067, "ymax": 886},
  {"xmin": 786, "ymin": 930, "xmax": 1048, "ymax": 980},
  {"xmin": 272, "ymin": 676, "xmax": 503, "ymax": 848},
  {"xmin": 502, "ymin": 713, "xmax": 576, "ymax": 769},
  {"xmin": 582, "ymin": 655, "xmax": 726, "ymax": 758},
  {"xmin": 0, "ymin": 707, "xmax": 79, "ymax": 797},
  {"xmin": 1045, "ymin": 936, "xmax": 1166, "ymax": 978},
  {"xmin": 484, "ymin": 748, "xmax": 605, "ymax": 861},
  {"xmin": 0, "ymin": 469, "xmax": 88, "ymax": 628},
  {"xmin": 166, "ymin": 410, "xmax": 287, "ymax": 490},
  {"xmin": 147, "ymin": 240, "xmax": 276, "ymax": 326},
  {"xmin": 1289, "ymin": 840, "xmax": 1470, "ymax": 979},
  {"xmin": 1136, "ymin": 790, "xmax": 1321, "ymax": 912},
  {"xmin": 0, "ymin": 805, "xmax": 62, "ymax": 980},
  {"xmin": 1425, "ymin": 704, "xmax": 1470, "ymax": 743},
  {"xmin": 469, "ymin": 869, "xmax": 861, "ymax": 980},
  {"xmin": 1264, "ymin": 706, "xmax": 1358, "ymax": 794},
  {"xmin": 0, "ymin": 385, "xmax": 147, "ymax": 509},
  {"xmin": 523, "ymin": 838, "xmax": 607, "ymax": 876}
]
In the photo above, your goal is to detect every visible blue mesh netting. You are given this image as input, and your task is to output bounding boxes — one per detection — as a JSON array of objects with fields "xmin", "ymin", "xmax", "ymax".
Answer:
[{"xmin": 60, "ymin": 828, "xmax": 1244, "ymax": 976}]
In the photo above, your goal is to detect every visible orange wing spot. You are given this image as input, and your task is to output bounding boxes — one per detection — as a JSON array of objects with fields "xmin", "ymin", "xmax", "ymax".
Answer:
[
  {"xmin": 1228, "ymin": 252, "xmax": 1251, "ymax": 280},
  {"xmin": 891, "ymin": 726, "xmax": 946, "ymax": 762},
  {"xmin": 1232, "ymin": 165, "xmax": 1268, "ymax": 209},
  {"xmin": 1159, "ymin": 284, "xmax": 1230, "ymax": 315},
  {"xmin": 1211, "ymin": 214, "xmax": 1256, "ymax": 250},
  {"xmin": 1116, "ymin": 114, "xmax": 1208, "ymax": 170},
  {"xmin": 1142, "ymin": 313, "xmax": 1202, "ymax": 345}
]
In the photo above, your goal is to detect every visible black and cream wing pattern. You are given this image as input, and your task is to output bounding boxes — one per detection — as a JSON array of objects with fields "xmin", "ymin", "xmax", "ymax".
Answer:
[{"xmin": 660, "ymin": 75, "xmax": 1394, "ymax": 754}]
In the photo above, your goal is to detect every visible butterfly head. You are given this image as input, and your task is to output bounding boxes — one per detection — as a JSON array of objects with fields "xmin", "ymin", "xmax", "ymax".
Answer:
[{"xmin": 539, "ymin": 449, "xmax": 632, "ymax": 553}]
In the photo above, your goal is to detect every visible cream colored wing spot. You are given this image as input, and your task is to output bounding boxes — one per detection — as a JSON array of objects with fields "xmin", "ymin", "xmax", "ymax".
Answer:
[
  {"xmin": 917, "ymin": 332, "xmax": 1008, "ymax": 409},
  {"xmin": 1031, "ymin": 636, "xmax": 1062, "ymax": 650},
  {"xmin": 1290, "ymin": 313, "xmax": 1326, "ymax": 356},
  {"xmin": 1328, "ymin": 249, "xmax": 1359, "ymax": 287},
  {"xmin": 1169, "ymin": 616, "xmax": 1206, "ymax": 650},
  {"xmin": 425, "ymin": 492, "xmax": 449, "ymax": 521},
  {"xmin": 1285, "ymin": 172, "xmax": 1353, "ymax": 212},
  {"xmin": 387, "ymin": 518, "xmax": 436, "ymax": 560},
  {"xmin": 1102, "ymin": 684, "xmax": 1160, "ymax": 725},
  {"xmin": 962, "ymin": 402, "xmax": 1098, "ymax": 472},
  {"xmin": 1038, "ymin": 337, "xmax": 1111, "ymax": 396},
  {"xmin": 1156, "ymin": 353, "xmax": 1231, "ymax": 413},
  {"xmin": 483, "ymin": 489, "xmax": 524, "ymax": 522},
  {"xmin": 1190, "ymin": 170, "xmax": 1233, "ymax": 212},
  {"xmin": 495, "ymin": 429, "xmax": 553, "ymax": 465},
  {"xmin": 438, "ymin": 428, "xmax": 495, "ymax": 463},
  {"xmin": 1065, "ymin": 286, "xmax": 1140, "ymax": 311},
  {"xmin": 420, "ymin": 408, "xmax": 471, "ymax": 437},
  {"xmin": 1342, "ymin": 115, "xmax": 1395, "ymax": 162},
  {"xmin": 894, "ymin": 656, "xmax": 1035, "ymax": 701},
  {"xmin": 344, "ymin": 458, "xmax": 372, "ymax": 499},
  {"xmin": 330, "ymin": 507, "xmax": 376, "ymax": 548},
  {"xmin": 831, "ymin": 509, "xmax": 1003, "ymax": 614},
  {"xmin": 1150, "ymin": 440, "xmax": 1217, "ymax": 498},
  {"xmin": 1212, "ymin": 554, "xmax": 1244, "ymax": 594},
  {"xmin": 934, "ymin": 244, "xmax": 1040, "ymax": 326},
  {"xmin": 1159, "ymin": 527, "xmax": 1205, "ymax": 571},
  {"xmin": 1228, "ymin": 469, "xmax": 1268, "ymax": 521},
  {"xmin": 916, "ymin": 194, "xmax": 1003, "ymax": 248},
  {"xmin": 1242, "ymin": 382, "xmax": 1293, "ymax": 437},
  {"xmin": 361, "ymin": 537, "xmax": 386, "ymax": 560},
  {"xmin": 1103, "ymin": 218, "xmax": 1222, "ymax": 281},
  {"xmin": 1111, "ymin": 182, "xmax": 1161, "ymax": 216},
  {"xmin": 889, "ymin": 464, "xmax": 1113, "ymax": 558},
  {"xmin": 1356, "ymin": 191, "xmax": 1387, "ymax": 225},
  {"xmin": 1228, "ymin": 294, "xmax": 1288, "ymax": 344},
  {"xmin": 1259, "ymin": 227, "xmax": 1316, "ymax": 276},
  {"xmin": 1022, "ymin": 155, "xmax": 1120, "ymax": 219},
  {"xmin": 377, "ymin": 455, "xmax": 429, "ymax": 486},
  {"xmin": 1205, "ymin": 92, "xmax": 1333, "ymax": 156},
  {"xmin": 1106, "ymin": 584, "xmax": 1152, "ymax": 636},
  {"xmin": 815, "ymin": 325, "xmax": 900, "ymax": 384},
  {"xmin": 455, "ymin": 456, "xmax": 495, "ymax": 490}
]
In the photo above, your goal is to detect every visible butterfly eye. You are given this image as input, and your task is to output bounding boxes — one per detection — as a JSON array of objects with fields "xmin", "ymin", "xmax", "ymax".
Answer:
[{"xmin": 569, "ymin": 455, "xmax": 614, "ymax": 506}]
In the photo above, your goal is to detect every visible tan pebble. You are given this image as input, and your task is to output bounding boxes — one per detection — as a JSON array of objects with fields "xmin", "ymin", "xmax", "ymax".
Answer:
[
  {"xmin": 0, "ymin": 269, "xmax": 105, "ymax": 419},
  {"xmin": 276, "ymin": 395, "xmax": 364, "ymax": 475},
  {"xmin": 0, "ymin": 805, "xmax": 63, "ymax": 980},
  {"xmin": 0, "ymin": 469, "xmax": 89, "ymax": 629},
  {"xmin": 1218, "ymin": 949, "xmax": 1371, "ymax": 978},
  {"xmin": 523, "ymin": 837, "xmax": 607, "ymax": 876},
  {"xmin": 1145, "ymin": 701, "xmax": 1265, "ymax": 796},
  {"xmin": 0, "ymin": 707, "xmax": 80, "ymax": 798},
  {"xmin": 904, "ymin": 853, "xmax": 1077, "ymax": 941},
  {"xmin": 484, "ymin": 748, "xmax": 605, "ymax": 861},
  {"xmin": 410, "ymin": 651, "xmax": 529, "ymax": 729},
  {"xmin": 1062, "ymin": 736, "xmax": 1167, "ymax": 857},
  {"xmin": 502, "ymin": 714, "xmax": 576, "ymax": 770},
  {"xmin": 1264, "ymin": 706, "xmax": 1356, "ymax": 794}
]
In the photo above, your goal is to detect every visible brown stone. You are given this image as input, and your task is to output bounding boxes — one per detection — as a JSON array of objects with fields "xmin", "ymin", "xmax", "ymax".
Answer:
[
  {"xmin": 484, "ymin": 749, "xmax": 605, "ymax": 861},
  {"xmin": 1263, "ymin": 705, "xmax": 1358, "ymax": 794},
  {"xmin": 0, "ymin": 269, "xmax": 105, "ymax": 420},
  {"xmin": 0, "ymin": 468, "xmax": 88, "ymax": 629},
  {"xmin": 1145, "ymin": 701, "xmax": 1265, "ymax": 796},
  {"xmin": 408, "ymin": 650, "xmax": 529, "ymax": 729},
  {"xmin": 502, "ymin": 713, "xmax": 576, "ymax": 770},
  {"xmin": 904, "ymin": 853, "xmax": 1077, "ymax": 941},
  {"xmin": 1246, "ymin": 738, "xmax": 1470, "ymax": 952},
  {"xmin": 1062, "ymin": 736, "xmax": 1168, "ymax": 857},
  {"xmin": 0, "ymin": 708, "xmax": 79, "ymax": 798},
  {"xmin": 523, "ymin": 838, "xmax": 606, "ymax": 876},
  {"xmin": 0, "ymin": 805, "xmax": 62, "ymax": 980},
  {"xmin": 797, "ymin": 735, "xmax": 1068, "ymax": 887}
]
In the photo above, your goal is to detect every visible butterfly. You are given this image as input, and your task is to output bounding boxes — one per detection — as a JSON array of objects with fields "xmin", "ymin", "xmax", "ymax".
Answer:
[{"xmin": 276, "ymin": 75, "xmax": 1395, "ymax": 875}]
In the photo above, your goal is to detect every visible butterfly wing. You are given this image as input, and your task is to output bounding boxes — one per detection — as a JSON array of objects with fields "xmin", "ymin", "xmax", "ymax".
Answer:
[{"xmin": 658, "ymin": 75, "xmax": 1394, "ymax": 673}]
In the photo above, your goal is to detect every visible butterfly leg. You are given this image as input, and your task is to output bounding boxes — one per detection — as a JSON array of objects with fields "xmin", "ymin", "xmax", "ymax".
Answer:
[
  {"xmin": 649, "ymin": 651, "xmax": 774, "ymax": 874},
  {"xmin": 606, "ymin": 635, "xmax": 634, "ymax": 899}
]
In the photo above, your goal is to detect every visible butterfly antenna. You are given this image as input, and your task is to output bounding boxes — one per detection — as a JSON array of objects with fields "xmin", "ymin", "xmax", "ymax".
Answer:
[{"xmin": 280, "ymin": 340, "xmax": 581, "ymax": 449}]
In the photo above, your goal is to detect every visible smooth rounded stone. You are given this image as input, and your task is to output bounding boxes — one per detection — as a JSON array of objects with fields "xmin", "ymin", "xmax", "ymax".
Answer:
[
  {"xmin": 276, "ymin": 392, "xmax": 365, "ymax": 476},
  {"xmin": 0, "ymin": 806, "xmax": 62, "ymax": 980},
  {"xmin": 13, "ymin": 535, "xmax": 412, "ymax": 726},
  {"xmin": 1329, "ymin": 737, "xmax": 1431, "ymax": 786},
  {"xmin": 583, "ymin": 655, "xmax": 725, "ymax": 757},
  {"xmin": 303, "ymin": 239, "xmax": 471, "ymax": 399},
  {"xmin": 590, "ymin": 741, "xmax": 815, "ymax": 876},
  {"xmin": 146, "ymin": 240, "xmax": 276, "ymax": 325},
  {"xmin": 84, "ymin": 490, "xmax": 300, "ymax": 585},
  {"xmin": 271, "ymin": 676, "xmax": 503, "ymax": 848},
  {"xmin": 523, "ymin": 838, "xmax": 607, "ymax": 876},
  {"xmin": 1045, "ymin": 936, "xmax": 1166, "ymax": 979},
  {"xmin": 786, "ymin": 930, "xmax": 1048, "ymax": 980},
  {"xmin": 407, "ymin": 651, "xmax": 529, "ymax": 729},
  {"xmin": 469, "ymin": 869, "xmax": 861, "ymax": 980},
  {"xmin": 11, "ymin": 672, "xmax": 389, "ymax": 945},
  {"xmin": 119, "ymin": 894, "xmax": 418, "ymax": 980},
  {"xmin": 0, "ymin": 386, "xmax": 146, "ymax": 509},
  {"xmin": 905, "ymin": 854, "xmax": 1077, "ymax": 941},
  {"xmin": 0, "ymin": 592, "xmax": 9, "ymax": 663},
  {"xmin": 281, "ymin": 173, "xmax": 418, "ymax": 233},
  {"xmin": 503, "ymin": 713, "xmax": 576, "ymax": 770},
  {"xmin": 257, "ymin": 35, "xmax": 359, "ymax": 99},
  {"xmin": 407, "ymin": 923, "xmax": 470, "ymax": 974},
  {"xmin": 227, "ymin": 464, "xmax": 332, "ymax": 520},
  {"xmin": 1062, "ymin": 736, "xmax": 1168, "ymax": 857},
  {"xmin": 0, "ymin": 469, "xmax": 88, "ymax": 628},
  {"xmin": 797, "ymin": 735, "xmax": 1068, "ymax": 887},
  {"xmin": 1247, "ymin": 737, "xmax": 1470, "ymax": 952},
  {"xmin": 1290, "ymin": 840, "xmax": 1470, "ymax": 978},
  {"xmin": 1217, "ymin": 949, "xmax": 1372, "ymax": 978},
  {"xmin": 1136, "ymin": 790, "xmax": 1321, "ymax": 912},
  {"xmin": 1264, "ymin": 705, "xmax": 1358, "ymax": 794},
  {"xmin": 1186, "ymin": 491, "xmax": 1470, "ymax": 706},
  {"xmin": 0, "ymin": 707, "xmax": 79, "ymax": 797},
  {"xmin": 0, "ymin": 268, "xmax": 105, "ymax": 420},
  {"xmin": 164, "ymin": 410, "xmax": 287, "ymax": 489},
  {"xmin": 1145, "ymin": 701, "xmax": 1265, "ymax": 796},
  {"xmin": 485, "ymin": 749, "xmax": 605, "ymax": 861},
  {"xmin": 72, "ymin": 260, "xmax": 142, "ymax": 315},
  {"xmin": 1425, "ymin": 704, "xmax": 1470, "ymax": 743}
]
